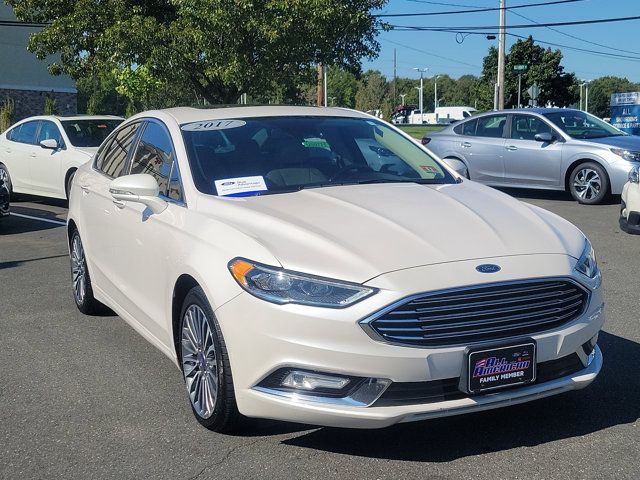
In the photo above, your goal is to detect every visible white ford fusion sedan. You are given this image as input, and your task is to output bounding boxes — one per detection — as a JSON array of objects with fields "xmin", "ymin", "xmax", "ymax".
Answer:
[{"xmin": 67, "ymin": 106, "xmax": 604, "ymax": 432}]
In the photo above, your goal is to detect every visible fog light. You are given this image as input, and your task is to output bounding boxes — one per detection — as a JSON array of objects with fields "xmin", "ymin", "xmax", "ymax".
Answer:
[{"xmin": 281, "ymin": 370, "xmax": 350, "ymax": 391}]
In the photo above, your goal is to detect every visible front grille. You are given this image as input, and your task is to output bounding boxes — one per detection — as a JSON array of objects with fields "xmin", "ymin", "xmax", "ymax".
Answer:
[
  {"xmin": 374, "ymin": 352, "xmax": 585, "ymax": 407},
  {"xmin": 364, "ymin": 279, "xmax": 588, "ymax": 347}
]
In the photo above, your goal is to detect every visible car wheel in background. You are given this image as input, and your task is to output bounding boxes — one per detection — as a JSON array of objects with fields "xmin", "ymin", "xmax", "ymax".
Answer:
[
  {"xmin": 569, "ymin": 162, "xmax": 609, "ymax": 205},
  {"xmin": 70, "ymin": 229, "xmax": 106, "ymax": 314},
  {"xmin": 180, "ymin": 286, "xmax": 242, "ymax": 433},
  {"xmin": 65, "ymin": 170, "xmax": 76, "ymax": 200},
  {"xmin": 0, "ymin": 164, "xmax": 12, "ymax": 195}
]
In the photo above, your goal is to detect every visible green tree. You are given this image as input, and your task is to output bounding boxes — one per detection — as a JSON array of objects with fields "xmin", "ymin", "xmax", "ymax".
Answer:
[
  {"xmin": 586, "ymin": 76, "xmax": 640, "ymax": 118},
  {"xmin": 327, "ymin": 68, "xmax": 358, "ymax": 108},
  {"xmin": 44, "ymin": 95, "xmax": 58, "ymax": 115},
  {"xmin": 355, "ymin": 70, "xmax": 389, "ymax": 113},
  {"xmin": 10, "ymin": 0, "xmax": 386, "ymax": 105},
  {"xmin": 479, "ymin": 37, "xmax": 578, "ymax": 108}
]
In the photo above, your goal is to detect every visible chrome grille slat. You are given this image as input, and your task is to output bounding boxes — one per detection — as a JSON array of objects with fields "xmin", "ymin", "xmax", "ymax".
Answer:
[
  {"xmin": 388, "ymin": 288, "xmax": 579, "ymax": 315},
  {"xmin": 375, "ymin": 301, "xmax": 583, "ymax": 332},
  {"xmin": 365, "ymin": 279, "xmax": 589, "ymax": 347}
]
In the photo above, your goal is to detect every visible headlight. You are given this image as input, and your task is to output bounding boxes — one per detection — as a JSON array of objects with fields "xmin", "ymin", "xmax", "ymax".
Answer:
[
  {"xmin": 228, "ymin": 258, "xmax": 377, "ymax": 308},
  {"xmin": 574, "ymin": 239, "xmax": 600, "ymax": 288},
  {"xmin": 629, "ymin": 165, "xmax": 639, "ymax": 183},
  {"xmin": 611, "ymin": 148, "xmax": 640, "ymax": 162}
]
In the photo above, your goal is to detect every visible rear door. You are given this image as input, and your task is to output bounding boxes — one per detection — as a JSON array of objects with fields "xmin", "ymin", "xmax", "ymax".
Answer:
[
  {"xmin": 459, "ymin": 114, "xmax": 507, "ymax": 184},
  {"xmin": 503, "ymin": 114, "xmax": 564, "ymax": 188},
  {"xmin": 1, "ymin": 120, "xmax": 40, "ymax": 192}
]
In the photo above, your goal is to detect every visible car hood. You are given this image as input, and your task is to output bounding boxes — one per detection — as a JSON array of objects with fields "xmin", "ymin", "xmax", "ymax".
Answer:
[
  {"xmin": 73, "ymin": 147, "xmax": 99, "ymax": 158},
  {"xmin": 198, "ymin": 181, "xmax": 585, "ymax": 283},
  {"xmin": 581, "ymin": 135, "xmax": 640, "ymax": 150}
]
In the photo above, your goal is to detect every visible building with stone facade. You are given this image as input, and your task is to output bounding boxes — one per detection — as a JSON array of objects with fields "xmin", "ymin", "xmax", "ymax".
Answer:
[{"xmin": 0, "ymin": 3, "xmax": 77, "ymax": 122}]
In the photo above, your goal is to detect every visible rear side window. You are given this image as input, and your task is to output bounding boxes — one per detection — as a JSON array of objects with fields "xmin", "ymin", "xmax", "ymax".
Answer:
[
  {"xmin": 476, "ymin": 115, "xmax": 507, "ymax": 138},
  {"xmin": 130, "ymin": 121, "xmax": 180, "ymax": 199},
  {"xmin": 96, "ymin": 122, "xmax": 141, "ymax": 178},
  {"xmin": 10, "ymin": 121, "xmax": 40, "ymax": 144},
  {"xmin": 454, "ymin": 119, "xmax": 478, "ymax": 136}
]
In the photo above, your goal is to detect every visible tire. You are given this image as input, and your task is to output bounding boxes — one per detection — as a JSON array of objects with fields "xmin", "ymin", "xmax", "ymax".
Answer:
[
  {"xmin": 70, "ymin": 229, "xmax": 106, "ymax": 315},
  {"xmin": 179, "ymin": 286, "xmax": 242, "ymax": 433},
  {"xmin": 65, "ymin": 170, "xmax": 76, "ymax": 200},
  {"xmin": 0, "ymin": 163, "xmax": 12, "ymax": 196},
  {"xmin": 569, "ymin": 162, "xmax": 609, "ymax": 204}
]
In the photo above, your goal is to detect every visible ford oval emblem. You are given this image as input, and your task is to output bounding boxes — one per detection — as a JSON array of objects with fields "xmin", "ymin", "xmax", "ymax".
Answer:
[{"xmin": 476, "ymin": 264, "xmax": 501, "ymax": 274}]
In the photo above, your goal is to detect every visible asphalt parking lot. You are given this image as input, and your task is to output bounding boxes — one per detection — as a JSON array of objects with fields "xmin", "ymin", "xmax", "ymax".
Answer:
[{"xmin": 1, "ymin": 190, "xmax": 638, "ymax": 480}]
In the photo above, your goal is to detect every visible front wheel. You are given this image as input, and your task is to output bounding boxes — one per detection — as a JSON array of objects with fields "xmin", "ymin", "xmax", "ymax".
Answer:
[
  {"xmin": 0, "ymin": 164, "xmax": 12, "ymax": 196},
  {"xmin": 70, "ymin": 230, "xmax": 106, "ymax": 314},
  {"xmin": 179, "ymin": 286, "xmax": 242, "ymax": 433},
  {"xmin": 569, "ymin": 162, "xmax": 609, "ymax": 204}
]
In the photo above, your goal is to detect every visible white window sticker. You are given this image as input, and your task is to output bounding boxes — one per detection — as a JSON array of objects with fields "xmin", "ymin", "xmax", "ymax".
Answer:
[
  {"xmin": 214, "ymin": 176, "xmax": 268, "ymax": 197},
  {"xmin": 181, "ymin": 120, "xmax": 246, "ymax": 131}
]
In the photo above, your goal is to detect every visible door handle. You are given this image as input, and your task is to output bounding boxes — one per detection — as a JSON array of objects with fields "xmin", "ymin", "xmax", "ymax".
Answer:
[
  {"xmin": 113, "ymin": 199, "xmax": 125, "ymax": 209},
  {"xmin": 80, "ymin": 185, "xmax": 91, "ymax": 195},
  {"xmin": 30, "ymin": 153, "xmax": 37, "ymax": 158},
  {"xmin": 461, "ymin": 142, "xmax": 472, "ymax": 148},
  {"xmin": 505, "ymin": 145, "xmax": 518, "ymax": 151}
]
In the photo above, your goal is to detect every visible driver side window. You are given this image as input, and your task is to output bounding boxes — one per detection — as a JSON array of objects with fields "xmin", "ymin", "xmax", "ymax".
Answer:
[{"xmin": 511, "ymin": 115, "xmax": 552, "ymax": 141}]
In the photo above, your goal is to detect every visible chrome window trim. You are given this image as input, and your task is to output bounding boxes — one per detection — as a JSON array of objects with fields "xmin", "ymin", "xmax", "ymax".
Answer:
[
  {"xmin": 359, "ymin": 276, "xmax": 591, "ymax": 349},
  {"xmin": 92, "ymin": 121, "xmax": 144, "ymax": 180}
]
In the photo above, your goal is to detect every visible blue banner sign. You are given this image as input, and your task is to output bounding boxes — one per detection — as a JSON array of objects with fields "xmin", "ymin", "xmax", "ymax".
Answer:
[{"xmin": 611, "ymin": 92, "xmax": 640, "ymax": 135}]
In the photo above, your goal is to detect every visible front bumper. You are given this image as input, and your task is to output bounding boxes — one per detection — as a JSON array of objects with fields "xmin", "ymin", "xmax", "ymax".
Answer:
[{"xmin": 214, "ymin": 254, "xmax": 605, "ymax": 428}]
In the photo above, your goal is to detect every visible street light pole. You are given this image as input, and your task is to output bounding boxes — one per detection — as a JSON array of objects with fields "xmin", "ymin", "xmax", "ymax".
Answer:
[
  {"xmin": 579, "ymin": 82, "xmax": 587, "ymax": 111},
  {"xmin": 400, "ymin": 94, "xmax": 407, "ymax": 105},
  {"xmin": 497, "ymin": 0, "xmax": 506, "ymax": 110},
  {"xmin": 585, "ymin": 82, "xmax": 590, "ymax": 112},
  {"xmin": 413, "ymin": 67, "xmax": 428, "ymax": 124}
]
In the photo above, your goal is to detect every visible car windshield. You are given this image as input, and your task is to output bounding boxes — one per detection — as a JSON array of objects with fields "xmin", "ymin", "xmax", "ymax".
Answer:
[
  {"xmin": 182, "ymin": 116, "xmax": 455, "ymax": 197},
  {"xmin": 543, "ymin": 111, "xmax": 624, "ymax": 139},
  {"xmin": 61, "ymin": 119, "xmax": 122, "ymax": 147}
]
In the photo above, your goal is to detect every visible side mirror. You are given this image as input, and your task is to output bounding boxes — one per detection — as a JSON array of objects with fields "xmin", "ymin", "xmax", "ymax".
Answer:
[
  {"xmin": 534, "ymin": 132, "xmax": 554, "ymax": 143},
  {"xmin": 40, "ymin": 139, "xmax": 59, "ymax": 149},
  {"xmin": 109, "ymin": 174, "xmax": 167, "ymax": 214}
]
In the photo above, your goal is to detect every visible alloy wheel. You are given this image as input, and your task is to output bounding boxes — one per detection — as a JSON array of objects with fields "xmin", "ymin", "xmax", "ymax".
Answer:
[
  {"xmin": 573, "ymin": 168, "xmax": 601, "ymax": 200},
  {"xmin": 181, "ymin": 304, "xmax": 219, "ymax": 419},
  {"xmin": 71, "ymin": 235, "xmax": 87, "ymax": 305},
  {"xmin": 0, "ymin": 167, "xmax": 10, "ymax": 190}
]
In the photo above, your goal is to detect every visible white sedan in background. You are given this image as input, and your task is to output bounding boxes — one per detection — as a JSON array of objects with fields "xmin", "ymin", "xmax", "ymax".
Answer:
[
  {"xmin": 67, "ymin": 106, "xmax": 603, "ymax": 433},
  {"xmin": 0, "ymin": 115, "xmax": 122, "ymax": 199},
  {"xmin": 620, "ymin": 165, "xmax": 640, "ymax": 234}
]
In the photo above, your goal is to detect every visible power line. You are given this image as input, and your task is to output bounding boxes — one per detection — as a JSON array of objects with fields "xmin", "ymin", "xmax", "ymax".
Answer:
[
  {"xmin": 376, "ymin": 0, "xmax": 584, "ymax": 18},
  {"xmin": 509, "ymin": 10, "xmax": 640, "ymax": 56},
  {"xmin": 0, "ymin": 20, "xmax": 49, "ymax": 27},
  {"xmin": 389, "ymin": 15, "xmax": 640, "ymax": 31},
  {"xmin": 383, "ymin": 38, "xmax": 481, "ymax": 68}
]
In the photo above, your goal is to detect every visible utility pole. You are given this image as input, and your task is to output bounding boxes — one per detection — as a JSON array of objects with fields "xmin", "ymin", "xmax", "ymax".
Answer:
[
  {"xmin": 393, "ymin": 48, "xmax": 397, "ymax": 107},
  {"xmin": 517, "ymin": 73, "xmax": 522, "ymax": 107},
  {"xmin": 317, "ymin": 64, "xmax": 324, "ymax": 107},
  {"xmin": 413, "ymin": 67, "xmax": 428, "ymax": 124},
  {"xmin": 434, "ymin": 75, "xmax": 441, "ymax": 110},
  {"xmin": 323, "ymin": 66, "xmax": 328, "ymax": 107},
  {"xmin": 585, "ymin": 82, "xmax": 589, "ymax": 112},
  {"xmin": 497, "ymin": 0, "xmax": 506, "ymax": 110}
]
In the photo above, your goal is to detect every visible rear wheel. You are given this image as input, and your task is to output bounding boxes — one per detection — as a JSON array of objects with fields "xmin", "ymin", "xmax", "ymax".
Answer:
[
  {"xmin": 569, "ymin": 162, "xmax": 609, "ymax": 204},
  {"xmin": 70, "ymin": 230, "xmax": 106, "ymax": 314},
  {"xmin": 179, "ymin": 286, "xmax": 242, "ymax": 433}
]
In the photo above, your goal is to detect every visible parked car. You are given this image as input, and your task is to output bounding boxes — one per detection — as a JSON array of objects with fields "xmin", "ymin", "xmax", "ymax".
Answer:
[
  {"xmin": 422, "ymin": 108, "xmax": 640, "ymax": 204},
  {"xmin": 0, "ymin": 115, "xmax": 123, "ymax": 200},
  {"xmin": 620, "ymin": 165, "xmax": 640, "ymax": 234},
  {"xmin": 67, "ymin": 106, "xmax": 603, "ymax": 432},
  {"xmin": 0, "ymin": 174, "xmax": 9, "ymax": 219}
]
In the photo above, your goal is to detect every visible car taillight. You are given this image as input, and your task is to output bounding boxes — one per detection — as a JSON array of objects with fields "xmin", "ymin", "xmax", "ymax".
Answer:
[{"xmin": 421, "ymin": 137, "xmax": 431, "ymax": 145}]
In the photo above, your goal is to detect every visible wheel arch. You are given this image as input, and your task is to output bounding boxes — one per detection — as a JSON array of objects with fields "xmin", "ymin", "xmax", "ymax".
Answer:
[
  {"xmin": 67, "ymin": 218, "xmax": 77, "ymax": 247},
  {"xmin": 564, "ymin": 158, "xmax": 611, "ymax": 193},
  {"xmin": 171, "ymin": 274, "xmax": 200, "ymax": 364}
]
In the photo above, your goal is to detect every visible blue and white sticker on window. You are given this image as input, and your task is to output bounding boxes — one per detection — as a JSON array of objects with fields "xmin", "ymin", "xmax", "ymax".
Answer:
[
  {"xmin": 181, "ymin": 120, "xmax": 246, "ymax": 131},
  {"xmin": 214, "ymin": 176, "xmax": 268, "ymax": 197}
]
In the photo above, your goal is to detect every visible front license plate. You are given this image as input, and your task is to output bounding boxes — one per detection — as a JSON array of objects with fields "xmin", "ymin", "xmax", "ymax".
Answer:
[{"xmin": 466, "ymin": 341, "xmax": 536, "ymax": 394}]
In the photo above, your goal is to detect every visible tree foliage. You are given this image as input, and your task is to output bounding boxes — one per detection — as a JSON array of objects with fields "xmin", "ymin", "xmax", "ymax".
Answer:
[
  {"xmin": 587, "ymin": 76, "xmax": 640, "ymax": 118},
  {"xmin": 480, "ymin": 37, "xmax": 578, "ymax": 108},
  {"xmin": 9, "ymin": 0, "xmax": 386, "ymax": 104}
]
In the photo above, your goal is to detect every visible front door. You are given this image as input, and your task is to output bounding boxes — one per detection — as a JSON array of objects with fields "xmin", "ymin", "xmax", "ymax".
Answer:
[
  {"xmin": 503, "ymin": 114, "xmax": 564, "ymax": 188},
  {"xmin": 29, "ymin": 120, "xmax": 65, "ymax": 195}
]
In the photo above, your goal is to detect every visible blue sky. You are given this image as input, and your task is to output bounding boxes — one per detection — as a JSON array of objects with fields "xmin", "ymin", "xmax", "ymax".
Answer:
[{"xmin": 363, "ymin": 0, "xmax": 640, "ymax": 82}]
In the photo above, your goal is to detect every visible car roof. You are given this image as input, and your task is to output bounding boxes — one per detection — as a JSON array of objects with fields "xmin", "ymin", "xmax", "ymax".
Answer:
[
  {"xmin": 473, "ymin": 108, "xmax": 579, "ymax": 116},
  {"xmin": 138, "ymin": 106, "xmax": 372, "ymax": 125},
  {"xmin": 16, "ymin": 114, "xmax": 124, "ymax": 122}
]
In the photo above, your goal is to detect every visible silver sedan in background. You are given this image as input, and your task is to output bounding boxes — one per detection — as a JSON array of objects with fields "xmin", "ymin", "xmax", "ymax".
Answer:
[{"xmin": 423, "ymin": 108, "xmax": 640, "ymax": 204}]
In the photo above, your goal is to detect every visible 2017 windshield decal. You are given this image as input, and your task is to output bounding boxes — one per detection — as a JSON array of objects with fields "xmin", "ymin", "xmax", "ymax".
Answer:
[{"xmin": 181, "ymin": 120, "xmax": 246, "ymax": 131}]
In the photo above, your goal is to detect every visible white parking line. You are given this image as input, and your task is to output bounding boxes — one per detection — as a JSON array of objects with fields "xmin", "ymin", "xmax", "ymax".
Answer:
[{"xmin": 10, "ymin": 212, "xmax": 67, "ymax": 226}]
